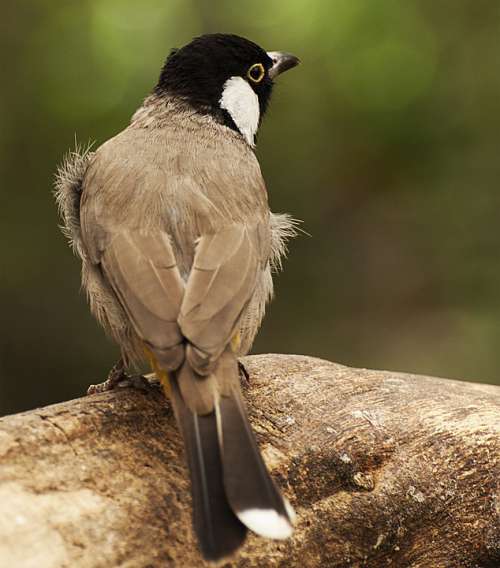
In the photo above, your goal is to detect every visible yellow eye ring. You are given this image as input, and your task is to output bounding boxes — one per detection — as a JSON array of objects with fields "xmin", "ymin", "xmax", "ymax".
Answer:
[{"xmin": 247, "ymin": 63, "xmax": 265, "ymax": 83}]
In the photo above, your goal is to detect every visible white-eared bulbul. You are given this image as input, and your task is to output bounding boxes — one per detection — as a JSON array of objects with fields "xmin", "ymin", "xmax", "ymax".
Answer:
[{"xmin": 55, "ymin": 33, "xmax": 300, "ymax": 561}]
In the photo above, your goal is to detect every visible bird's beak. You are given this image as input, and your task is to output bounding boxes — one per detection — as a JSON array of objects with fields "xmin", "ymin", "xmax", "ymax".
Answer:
[{"xmin": 267, "ymin": 51, "xmax": 300, "ymax": 79}]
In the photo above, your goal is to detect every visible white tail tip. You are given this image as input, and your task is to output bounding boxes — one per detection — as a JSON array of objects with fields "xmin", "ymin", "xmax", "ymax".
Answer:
[{"xmin": 238, "ymin": 504, "xmax": 295, "ymax": 539}]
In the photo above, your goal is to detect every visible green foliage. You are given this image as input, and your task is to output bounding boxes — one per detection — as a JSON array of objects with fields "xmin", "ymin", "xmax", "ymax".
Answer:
[{"xmin": 1, "ymin": 0, "xmax": 499, "ymax": 414}]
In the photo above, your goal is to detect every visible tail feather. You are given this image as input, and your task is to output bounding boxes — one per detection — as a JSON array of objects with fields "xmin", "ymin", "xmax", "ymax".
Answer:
[
  {"xmin": 168, "ymin": 350, "xmax": 295, "ymax": 561},
  {"xmin": 169, "ymin": 378, "xmax": 247, "ymax": 561},
  {"xmin": 217, "ymin": 381, "xmax": 295, "ymax": 539}
]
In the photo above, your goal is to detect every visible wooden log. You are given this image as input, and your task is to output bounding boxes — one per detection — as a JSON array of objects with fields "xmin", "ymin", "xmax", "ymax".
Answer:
[{"xmin": 0, "ymin": 354, "xmax": 498, "ymax": 567}]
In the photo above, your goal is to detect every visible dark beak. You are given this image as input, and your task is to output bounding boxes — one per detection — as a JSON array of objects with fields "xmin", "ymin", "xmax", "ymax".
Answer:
[{"xmin": 267, "ymin": 51, "xmax": 300, "ymax": 79}]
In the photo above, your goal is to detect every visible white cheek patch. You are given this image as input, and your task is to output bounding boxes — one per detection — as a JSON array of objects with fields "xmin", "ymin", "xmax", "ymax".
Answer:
[{"xmin": 219, "ymin": 76, "xmax": 260, "ymax": 147}]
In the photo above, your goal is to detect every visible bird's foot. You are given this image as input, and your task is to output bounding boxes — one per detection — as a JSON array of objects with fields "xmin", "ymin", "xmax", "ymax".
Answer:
[
  {"xmin": 238, "ymin": 360, "xmax": 250, "ymax": 386},
  {"xmin": 87, "ymin": 359, "xmax": 151, "ymax": 395}
]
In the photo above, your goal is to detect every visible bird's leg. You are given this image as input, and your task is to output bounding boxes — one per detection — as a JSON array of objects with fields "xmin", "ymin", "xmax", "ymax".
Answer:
[
  {"xmin": 87, "ymin": 358, "xmax": 151, "ymax": 395},
  {"xmin": 231, "ymin": 332, "xmax": 250, "ymax": 386},
  {"xmin": 238, "ymin": 360, "xmax": 250, "ymax": 386}
]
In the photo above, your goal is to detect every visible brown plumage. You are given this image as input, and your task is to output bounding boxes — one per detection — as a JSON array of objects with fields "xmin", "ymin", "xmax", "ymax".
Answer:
[{"xmin": 55, "ymin": 34, "xmax": 299, "ymax": 561}]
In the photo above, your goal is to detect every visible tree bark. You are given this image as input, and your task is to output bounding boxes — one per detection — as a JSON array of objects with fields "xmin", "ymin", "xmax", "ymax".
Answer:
[{"xmin": 0, "ymin": 355, "xmax": 498, "ymax": 567}]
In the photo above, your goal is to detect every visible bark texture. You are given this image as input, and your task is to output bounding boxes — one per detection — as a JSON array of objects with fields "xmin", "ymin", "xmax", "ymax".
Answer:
[{"xmin": 0, "ymin": 354, "xmax": 499, "ymax": 568}]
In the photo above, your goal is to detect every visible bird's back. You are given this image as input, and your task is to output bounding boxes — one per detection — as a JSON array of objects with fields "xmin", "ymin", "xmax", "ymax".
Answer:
[{"xmin": 80, "ymin": 95, "xmax": 270, "ymax": 278}]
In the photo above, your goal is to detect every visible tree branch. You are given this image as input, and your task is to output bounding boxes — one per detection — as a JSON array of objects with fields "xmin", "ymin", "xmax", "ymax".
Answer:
[{"xmin": 0, "ymin": 355, "xmax": 498, "ymax": 567}]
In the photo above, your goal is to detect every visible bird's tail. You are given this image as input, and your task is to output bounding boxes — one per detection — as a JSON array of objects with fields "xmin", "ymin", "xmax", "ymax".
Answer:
[
  {"xmin": 166, "ymin": 349, "xmax": 295, "ymax": 561},
  {"xmin": 169, "ymin": 376, "xmax": 246, "ymax": 561}
]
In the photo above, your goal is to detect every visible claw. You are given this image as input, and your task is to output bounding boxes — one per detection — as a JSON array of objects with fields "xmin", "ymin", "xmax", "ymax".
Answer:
[{"xmin": 86, "ymin": 358, "xmax": 152, "ymax": 395}]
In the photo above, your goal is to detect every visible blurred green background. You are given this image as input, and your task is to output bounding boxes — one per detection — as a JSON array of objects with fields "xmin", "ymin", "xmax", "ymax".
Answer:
[{"xmin": 1, "ymin": 0, "xmax": 500, "ymax": 416}]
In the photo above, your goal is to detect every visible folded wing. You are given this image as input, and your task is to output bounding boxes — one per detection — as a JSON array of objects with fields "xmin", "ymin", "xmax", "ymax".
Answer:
[
  {"xmin": 179, "ymin": 223, "xmax": 263, "ymax": 377},
  {"xmin": 100, "ymin": 230, "xmax": 185, "ymax": 370}
]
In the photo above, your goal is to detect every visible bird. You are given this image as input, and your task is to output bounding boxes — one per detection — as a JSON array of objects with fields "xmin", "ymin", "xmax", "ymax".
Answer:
[{"xmin": 55, "ymin": 33, "xmax": 300, "ymax": 561}]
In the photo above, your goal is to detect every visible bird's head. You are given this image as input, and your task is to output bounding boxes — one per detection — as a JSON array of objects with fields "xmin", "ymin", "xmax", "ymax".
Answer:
[{"xmin": 155, "ymin": 34, "xmax": 299, "ymax": 146}]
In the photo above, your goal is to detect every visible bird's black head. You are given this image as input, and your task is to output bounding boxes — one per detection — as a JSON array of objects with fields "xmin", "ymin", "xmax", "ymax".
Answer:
[{"xmin": 155, "ymin": 34, "xmax": 299, "ymax": 146}]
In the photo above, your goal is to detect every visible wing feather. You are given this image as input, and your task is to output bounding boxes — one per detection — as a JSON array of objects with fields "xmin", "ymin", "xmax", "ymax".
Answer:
[
  {"xmin": 91, "ymin": 222, "xmax": 265, "ymax": 378},
  {"xmin": 101, "ymin": 231, "xmax": 185, "ymax": 370},
  {"xmin": 179, "ymin": 224, "xmax": 263, "ymax": 375}
]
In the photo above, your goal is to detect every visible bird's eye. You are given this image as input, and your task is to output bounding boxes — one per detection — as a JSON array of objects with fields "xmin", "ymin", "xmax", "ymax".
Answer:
[{"xmin": 247, "ymin": 63, "xmax": 265, "ymax": 84}]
